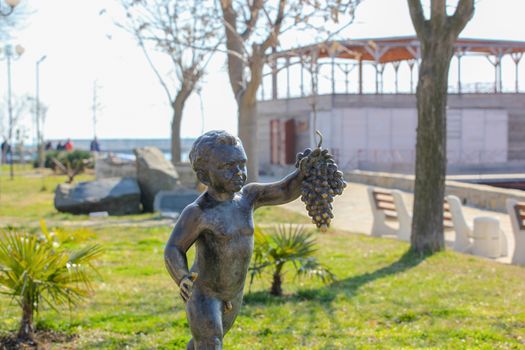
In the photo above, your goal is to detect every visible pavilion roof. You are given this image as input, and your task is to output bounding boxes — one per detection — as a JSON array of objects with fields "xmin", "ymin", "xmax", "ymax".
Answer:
[{"xmin": 273, "ymin": 36, "xmax": 525, "ymax": 63}]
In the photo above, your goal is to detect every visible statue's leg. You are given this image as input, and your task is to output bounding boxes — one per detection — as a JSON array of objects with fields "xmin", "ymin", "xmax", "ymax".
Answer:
[
  {"xmin": 186, "ymin": 288, "xmax": 223, "ymax": 350},
  {"xmin": 221, "ymin": 291, "xmax": 243, "ymax": 336}
]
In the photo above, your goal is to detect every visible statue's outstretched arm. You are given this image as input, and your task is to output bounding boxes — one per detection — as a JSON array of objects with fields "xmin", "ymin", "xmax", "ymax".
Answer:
[{"xmin": 245, "ymin": 168, "xmax": 305, "ymax": 209}]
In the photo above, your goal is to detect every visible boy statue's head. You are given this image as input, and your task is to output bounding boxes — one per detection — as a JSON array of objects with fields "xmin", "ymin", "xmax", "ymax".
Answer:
[{"xmin": 189, "ymin": 130, "xmax": 247, "ymax": 193}]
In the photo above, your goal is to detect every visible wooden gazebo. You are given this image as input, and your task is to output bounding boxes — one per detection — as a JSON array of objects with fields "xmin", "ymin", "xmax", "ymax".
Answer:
[{"xmin": 262, "ymin": 36, "xmax": 525, "ymax": 98}]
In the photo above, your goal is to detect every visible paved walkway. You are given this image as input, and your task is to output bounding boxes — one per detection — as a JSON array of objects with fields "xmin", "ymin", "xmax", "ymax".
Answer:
[{"xmin": 279, "ymin": 182, "xmax": 515, "ymax": 265}]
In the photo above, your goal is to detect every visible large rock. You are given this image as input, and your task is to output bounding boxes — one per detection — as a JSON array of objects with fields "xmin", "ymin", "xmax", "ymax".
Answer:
[
  {"xmin": 95, "ymin": 154, "xmax": 137, "ymax": 180},
  {"xmin": 134, "ymin": 147, "xmax": 181, "ymax": 212},
  {"xmin": 54, "ymin": 177, "xmax": 141, "ymax": 215},
  {"xmin": 173, "ymin": 162, "xmax": 198, "ymax": 189},
  {"xmin": 154, "ymin": 189, "xmax": 201, "ymax": 218}
]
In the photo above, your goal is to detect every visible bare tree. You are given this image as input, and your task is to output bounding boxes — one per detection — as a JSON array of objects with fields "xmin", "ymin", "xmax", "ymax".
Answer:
[
  {"xmin": 0, "ymin": 94, "xmax": 31, "ymax": 145},
  {"xmin": 219, "ymin": 0, "xmax": 360, "ymax": 181},
  {"xmin": 117, "ymin": 0, "xmax": 221, "ymax": 164},
  {"xmin": 0, "ymin": 1, "xmax": 26, "ymax": 40},
  {"xmin": 91, "ymin": 80, "xmax": 103, "ymax": 138},
  {"xmin": 407, "ymin": 0, "xmax": 475, "ymax": 254}
]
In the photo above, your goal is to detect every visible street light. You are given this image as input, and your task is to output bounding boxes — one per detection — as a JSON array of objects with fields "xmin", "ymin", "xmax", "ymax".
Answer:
[
  {"xmin": 0, "ymin": 0, "xmax": 21, "ymax": 16},
  {"xmin": 0, "ymin": 43, "xmax": 24, "ymax": 179},
  {"xmin": 36, "ymin": 54, "xmax": 46, "ymax": 168}
]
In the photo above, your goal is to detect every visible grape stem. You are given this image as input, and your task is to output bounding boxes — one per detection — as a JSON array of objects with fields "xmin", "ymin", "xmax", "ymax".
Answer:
[{"xmin": 315, "ymin": 130, "xmax": 323, "ymax": 149}]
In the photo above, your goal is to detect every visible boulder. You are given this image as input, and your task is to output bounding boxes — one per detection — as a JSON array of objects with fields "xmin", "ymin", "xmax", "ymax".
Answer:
[
  {"xmin": 95, "ymin": 154, "xmax": 137, "ymax": 180},
  {"xmin": 153, "ymin": 189, "xmax": 201, "ymax": 216},
  {"xmin": 134, "ymin": 147, "xmax": 181, "ymax": 212},
  {"xmin": 173, "ymin": 162, "xmax": 199, "ymax": 188},
  {"xmin": 54, "ymin": 177, "xmax": 141, "ymax": 215}
]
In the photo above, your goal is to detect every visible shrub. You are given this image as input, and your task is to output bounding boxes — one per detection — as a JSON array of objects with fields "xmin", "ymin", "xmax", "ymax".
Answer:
[
  {"xmin": 0, "ymin": 226, "xmax": 102, "ymax": 342},
  {"xmin": 249, "ymin": 224, "xmax": 335, "ymax": 296},
  {"xmin": 37, "ymin": 150, "xmax": 93, "ymax": 170}
]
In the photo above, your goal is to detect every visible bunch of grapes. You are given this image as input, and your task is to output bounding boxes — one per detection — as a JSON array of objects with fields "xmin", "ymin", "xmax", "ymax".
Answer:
[{"xmin": 296, "ymin": 131, "xmax": 346, "ymax": 232}]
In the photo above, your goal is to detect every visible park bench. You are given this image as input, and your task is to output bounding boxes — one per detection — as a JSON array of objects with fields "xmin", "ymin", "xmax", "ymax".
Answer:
[
  {"xmin": 367, "ymin": 187, "xmax": 411, "ymax": 240},
  {"xmin": 368, "ymin": 188, "xmax": 507, "ymax": 258},
  {"xmin": 506, "ymin": 198, "xmax": 525, "ymax": 264},
  {"xmin": 447, "ymin": 195, "xmax": 507, "ymax": 257},
  {"xmin": 368, "ymin": 187, "xmax": 454, "ymax": 242}
]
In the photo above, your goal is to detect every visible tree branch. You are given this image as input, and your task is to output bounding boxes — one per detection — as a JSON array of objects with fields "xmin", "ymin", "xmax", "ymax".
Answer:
[
  {"xmin": 261, "ymin": 0, "xmax": 286, "ymax": 51},
  {"xmin": 448, "ymin": 0, "xmax": 475, "ymax": 36},
  {"xmin": 138, "ymin": 37, "xmax": 174, "ymax": 103},
  {"xmin": 407, "ymin": 0, "xmax": 428, "ymax": 38},
  {"xmin": 430, "ymin": 0, "xmax": 446, "ymax": 22},
  {"xmin": 240, "ymin": 0, "xmax": 263, "ymax": 40},
  {"xmin": 221, "ymin": 0, "xmax": 247, "ymax": 99}
]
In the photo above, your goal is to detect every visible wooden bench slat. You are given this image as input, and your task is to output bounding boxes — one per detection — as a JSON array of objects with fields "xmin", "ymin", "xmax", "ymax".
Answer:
[
  {"xmin": 384, "ymin": 211, "xmax": 398, "ymax": 219},
  {"xmin": 377, "ymin": 202, "xmax": 396, "ymax": 211},
  {"xmin": 375, "ymin": 196, "xmax": 395, "ymax": 204},
  {"xmin": 373, "ymin": 190, "xmax": 393, "ymax": 196},
  {"xmin": 515, "ymin": 203, "xmax": 525, "ymax": 211},
  {"xmin": 513, "ymin": 202, "xmax": 525, "ymax": 230}
]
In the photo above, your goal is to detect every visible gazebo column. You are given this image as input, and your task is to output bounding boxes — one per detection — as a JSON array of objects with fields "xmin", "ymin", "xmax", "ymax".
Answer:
[
  {"xmin": 374, "ymin": 63, "xmax": 379, "ymax": 94},
  {"xmin": 261, "ymin": 71, "xmax": 265, "ymax": 99},
  {"xmin": 365, "ymin": 45, "xmax": 389, "ymax": 95},
  {"xmin": 345, "ymin": 64, "xmax": 349, "ymax": 93},
  {"xmin": 406, "ymin": 44, "xmax": 421, "ymax": 94},
  {"xmin": 378, "ymin": 64, "xmax": 385, "ymax": 93},
  {"xmin": 309, "ymin": 52, "xmax": 319, "ymax": 99},
  {"xmin": 342, "ymin": 63, "xmax": 355, "ymax": 94},
  {"xmin": 488, "ymin": 48, "xmax": 505, "ymax": 93},
  {"xmin": 331, "ymin": 55, "xmax": 336, "ymax": 94},
  {"xmin": 300, "ymin": 58, "xmax": 305, "ymax": 97},
  {"xmin": 408, "ymin": 59, "xmax": 415, "ymax": 94},
  {"xmin": 286, "ymin": 57, "xmax": 291, "ymax": 98},
  {"xmin": 358, "ymin": 58, "xmax": 363, "ymax": 95},
  {"xmin": 392, "ymin": 61, "xmax": 401, "ymax": 93},
  {"xmin": 511, "ymin": 52, "xmax": 523, "ymax": 93},
  {"xmin": 455, "ymin": 49, "xmax": 465, "ymax": 94},
  {"xmin": 271, "ymin": 54, "xmax": 278, "ymax": 99}
]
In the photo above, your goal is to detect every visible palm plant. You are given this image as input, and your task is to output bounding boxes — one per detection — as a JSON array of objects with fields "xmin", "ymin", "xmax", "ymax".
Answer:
[
  {"xmin": 250, "ymin": 224, "xmax": 335, "ymax": 297},
  {"xmin": 0, "ymin": 228, "xmax": 102, "ymax": 341}
]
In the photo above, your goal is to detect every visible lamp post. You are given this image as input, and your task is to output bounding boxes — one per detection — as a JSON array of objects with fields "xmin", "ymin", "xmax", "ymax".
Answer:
[
  {"xmin": 0, "ymin": 0, "xmax": 21, "ymax": 16},
  {"xmin": 1, "ymin": 43, "xmax": 24, "ymax": 179},
  {"xmin": 36, "ymin": 55, "xmax": 46, "ymax": 168}
]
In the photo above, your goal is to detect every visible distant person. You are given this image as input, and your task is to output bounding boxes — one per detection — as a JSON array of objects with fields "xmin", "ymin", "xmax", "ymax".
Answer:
[
  {"xmin": 56, "ymin": 141, "xmax": 64, "ymax": 151},
  {"xmin": 44, "ymin": 141, "xmax": 53, "ymax": 151},
  {"xmin": 64, "ymin": 138, "xmax": 73, "ymax": 152},
  {"xmin": 1, "ymin": 139, "xmax": 8, "ymax": 163},
  {"xmin": 90, "ymin": 137, "xmax": 100, "ymax": 152}
]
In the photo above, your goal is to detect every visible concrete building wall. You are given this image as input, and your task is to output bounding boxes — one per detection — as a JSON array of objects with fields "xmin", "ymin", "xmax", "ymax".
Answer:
[{"xmin": 257, "ymin": 93, "xmax": 525, "ymax": 174}]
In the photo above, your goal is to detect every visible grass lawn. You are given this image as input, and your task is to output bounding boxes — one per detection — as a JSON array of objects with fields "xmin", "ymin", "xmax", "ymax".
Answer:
[{"xmin": 1, "ymin": 166, "xmax": 525, "ymax": 349}]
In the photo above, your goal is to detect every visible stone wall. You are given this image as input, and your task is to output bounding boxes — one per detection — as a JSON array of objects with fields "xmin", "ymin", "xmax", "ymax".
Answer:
[{"xmin": 346, "ymin": 170, "xmax": 525, "ymax": 213}]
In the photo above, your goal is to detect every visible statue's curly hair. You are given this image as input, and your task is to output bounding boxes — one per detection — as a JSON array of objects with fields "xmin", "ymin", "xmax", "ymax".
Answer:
[{"xmin": 189, "ymin": 130, "xmax": 241, "ymax": 173}]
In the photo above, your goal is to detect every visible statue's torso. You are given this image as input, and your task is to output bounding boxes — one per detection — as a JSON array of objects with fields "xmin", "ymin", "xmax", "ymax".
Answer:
[{"xmin": 193, "ymin": 193, "xmax": 254, "ymax": 300}]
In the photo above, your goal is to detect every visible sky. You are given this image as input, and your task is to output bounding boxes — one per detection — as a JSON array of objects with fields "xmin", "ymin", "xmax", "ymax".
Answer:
[{"xmin": 1, "ymin": 0, "xmax": 525, "ymax": 143}]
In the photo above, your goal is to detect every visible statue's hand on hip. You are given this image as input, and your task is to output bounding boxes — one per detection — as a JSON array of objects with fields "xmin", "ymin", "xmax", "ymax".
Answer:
[{"xmin": 179, "ymin": 272, "xmax": 198, "ymax": 303}]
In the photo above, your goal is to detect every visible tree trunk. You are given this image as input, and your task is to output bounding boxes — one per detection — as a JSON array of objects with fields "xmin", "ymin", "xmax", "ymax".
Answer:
[
  {"xmin": 411, "ymin": 35, "xmax": 455, "ymax": 254},
  {"xmin": 270, "ymin": 266, "xmax": 283, "ymax": 296},
  {"xmin": 238, "ymin": 98, "xmax": 259, "ymax": 183},
  {"xmin": 237, "ymin": 51, "xmax": 264, "ymax": 183},
  {"xmin": 171, "ymin": 89, "xmax": 191, "ymax": 165},
  {"xmin": 171, "ymin": 106, "xmax": 182, "ymax": 165},
  {"xmin": 17, "ymin": 300, "xmax": 34, "ymax": 341}
]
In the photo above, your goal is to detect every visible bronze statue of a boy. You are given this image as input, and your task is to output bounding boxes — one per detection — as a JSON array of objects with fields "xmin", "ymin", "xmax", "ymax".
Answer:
[{"xmin": 164, "ymin": 130, "xmax": 306, "ymax": 350}]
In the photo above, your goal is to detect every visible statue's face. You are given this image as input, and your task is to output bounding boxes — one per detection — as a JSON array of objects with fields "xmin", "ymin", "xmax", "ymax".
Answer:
[{"xmin": 206, "ymin": 144, "xmax": 247, "ymax": 193}]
